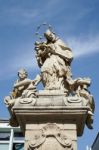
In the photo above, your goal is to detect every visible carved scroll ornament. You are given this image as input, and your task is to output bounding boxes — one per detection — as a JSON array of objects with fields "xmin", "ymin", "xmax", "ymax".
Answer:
[{"xmin": 28, "ymin": 123, "xmax": 73, "ymax": 150}]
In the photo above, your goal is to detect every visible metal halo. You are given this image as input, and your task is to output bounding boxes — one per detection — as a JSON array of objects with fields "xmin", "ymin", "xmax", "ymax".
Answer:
[{"xmin": 35, "ymin": 23, "xmax": 54, "ymax": 41}]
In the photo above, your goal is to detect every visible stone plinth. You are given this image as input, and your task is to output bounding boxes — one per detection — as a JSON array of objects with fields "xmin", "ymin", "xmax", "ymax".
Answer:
[{"xmin": 13, "ymin": 91, "xmax": 89, "ymax": 150}]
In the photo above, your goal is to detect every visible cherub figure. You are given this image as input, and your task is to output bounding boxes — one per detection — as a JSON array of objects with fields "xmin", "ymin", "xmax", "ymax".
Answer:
[
  {"xmin": 73, "ymin": 77, "xmax": 95, "ymax": 129},
  {"xmin": 4, "ymin": 69, "xmax": 29, "ymax": 107},
  {"xmin": 4, "ymin": 68, "xmax": 38, "ymax": 126}
]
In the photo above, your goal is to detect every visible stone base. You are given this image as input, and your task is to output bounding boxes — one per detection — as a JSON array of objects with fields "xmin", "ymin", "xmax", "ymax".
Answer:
[
  {"xmin": 13, "ymin": 92, "xmax": 89, "ymax": 150},
  {"xmin": 25, "ymin": 123, "xmax": 77, "ymax": 150}
]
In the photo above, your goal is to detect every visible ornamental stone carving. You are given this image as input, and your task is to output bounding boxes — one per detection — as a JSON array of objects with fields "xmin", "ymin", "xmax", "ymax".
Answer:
[
  {"xmin": 4, "ymin": 25, "xmax": 95, "ymax": 129},
  {"xmin": 4, "ymin": 24, "xmax": 95, "ymax": 150},
  {"xmin": 27, "ymin": 123, "xmax": 73, "ymax": 150}
]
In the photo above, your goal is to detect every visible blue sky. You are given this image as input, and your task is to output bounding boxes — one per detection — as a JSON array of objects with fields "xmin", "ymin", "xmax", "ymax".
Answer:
[{"xmin": 0, "ymin": 0, "xmax": 99, "ymax": 149}]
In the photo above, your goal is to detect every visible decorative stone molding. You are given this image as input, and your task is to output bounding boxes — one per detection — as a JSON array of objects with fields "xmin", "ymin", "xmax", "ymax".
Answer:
[
  {"xmin": 19, "ymin": 98, "xmax": 37, "ymax": 105},
  {"xmin": 16, "ymin": 95, "xmax": 87, "ymax": 107},
  {"xmin": 28, "ymin": 123, "xmax": 73, "ymax": 150},
  {"xmin": 63, "ymin": 96, "xmax": 83, "ymax": 106}
]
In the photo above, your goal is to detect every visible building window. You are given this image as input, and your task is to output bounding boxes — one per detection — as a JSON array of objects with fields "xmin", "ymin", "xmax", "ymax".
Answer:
[
  {"xmin": 0, "ymin": 143, "xmax": 9, "ymax": 150},
  {"xmin": 0, "ymin": 132, "xmax": 10, "ymax": 141},
  {"xmin": 14, "ymin": 132, "xmax": 24, "ymax": 141},
  {"xmin": 0, "ymin": 129, "xmax": 24, "ymax": 150},
  {"xmin": 0, "ymin": 132, "xmax": 10, "ymax": 149},
  {"xmin": 13, "ymin": 143, "xmax": 24, "ymax": 150}
]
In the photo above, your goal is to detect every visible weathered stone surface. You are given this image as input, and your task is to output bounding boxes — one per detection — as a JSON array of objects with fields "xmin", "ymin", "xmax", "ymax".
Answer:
[
  {"xmin": 25, "ymin": 123, "xmax": 75, "ymax": 150},
  {"xmin": 13, "ymin": 96, "xmax": 89, "ymax": 137},
  {"xmin": 13, "ymin": 92, "xmax": 89, "ymax": 150},
  {"xmin": 13, "ymin": 94, "xmax": 89, "ymax": 150},
  {"xmin": 4, "ymin": 25, "xmax": 95, "ymax": 150}
]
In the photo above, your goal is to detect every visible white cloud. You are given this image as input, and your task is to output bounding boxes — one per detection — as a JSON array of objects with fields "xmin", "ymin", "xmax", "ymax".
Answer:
[
  {"xmin": 1, "ymin": 33, "xmax": 99, "ymax": 80},
  {"xmin": 66, "ymin": 34, "xmax": 99, "ymax": 57},
  {"xmin": 10, "ymin": 36, "xmax": 99, "ymax": 73},
  {"xmin": 0, "ymin": 43, "xmax": 38, "ymax": 80},
  {"xmin": 0, "ymin": 0, "xmax": 61, "ymax": 26}
]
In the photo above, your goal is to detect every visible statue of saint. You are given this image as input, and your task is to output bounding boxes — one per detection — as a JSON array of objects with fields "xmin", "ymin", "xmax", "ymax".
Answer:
[
  {"xmin": 35, "ymin": 29, "xmax": 73, "ymax": 94},
  {"xmin": 3, "ymin": 25, "xmax": 95, "ymax": 130}
]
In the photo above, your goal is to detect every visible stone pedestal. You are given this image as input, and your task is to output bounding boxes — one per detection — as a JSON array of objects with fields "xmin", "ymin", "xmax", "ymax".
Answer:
[{"xmin": 13, "ymin": 91, "xmax": 89, "ymax": 150}]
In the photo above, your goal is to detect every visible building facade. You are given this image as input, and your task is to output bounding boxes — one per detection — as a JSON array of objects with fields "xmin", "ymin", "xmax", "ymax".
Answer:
[
  {"xmin": 0, "ymin": 120, "xmax": 24, "ymax": 150},
  {"xmin": 92, "ymin": 133, "xmax": 99, "ymax": 150}
]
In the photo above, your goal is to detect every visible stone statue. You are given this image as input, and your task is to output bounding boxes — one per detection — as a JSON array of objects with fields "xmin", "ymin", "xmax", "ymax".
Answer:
[
  {"xmin": 4, "ymin": 69, "xmax": 28, "ymax": 107},
  {"xmin": 72, "ymin": 77, "xmax": 95, "ymax": 129},
  {"xmin": 4, "ymin": 25, "xmax": 95, "ymax": 150},
  {"xmin": 35, "ymin": 29, "xmax": 73, "ymax": 94},
  {"xmin": 4, "ymin": 27, "xmax": 95, "ymax": 130},
  {"xmin": 4, "ymin": 68, "xmax": 37, "ymax": 126}
]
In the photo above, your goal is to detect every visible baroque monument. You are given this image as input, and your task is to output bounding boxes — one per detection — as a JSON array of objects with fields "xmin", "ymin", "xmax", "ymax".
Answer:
[{"xmin": 4, "ymin": 24, "xmax": 95, "ymax": 150}]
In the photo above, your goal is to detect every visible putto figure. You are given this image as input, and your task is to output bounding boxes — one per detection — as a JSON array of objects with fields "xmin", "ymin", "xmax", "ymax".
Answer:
[
  {"xmin": 4, "ymin": 68, "xmax": 29, "ymax": 107},
  {"xmin": 72, "ymin": 77, "xmax": 95, "ymax": 129},
  {"xmin": 4, "ymin": 68, "xmax": 37, "ymax": 126},
  {"xmin": 35, "ymin": 29, "xmax": 73, "ymax": 94}
]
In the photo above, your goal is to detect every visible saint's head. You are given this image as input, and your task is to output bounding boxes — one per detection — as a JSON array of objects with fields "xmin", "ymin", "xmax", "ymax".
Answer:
[{"xmin": 44, "ymin": 29, "xmax": 56, "ymax": 42}]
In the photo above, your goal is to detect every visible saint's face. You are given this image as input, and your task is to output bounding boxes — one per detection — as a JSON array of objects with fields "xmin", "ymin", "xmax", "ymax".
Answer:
[{"xmin": 44, "ymin": 30, "xmax": 56, "ymax": 42}]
